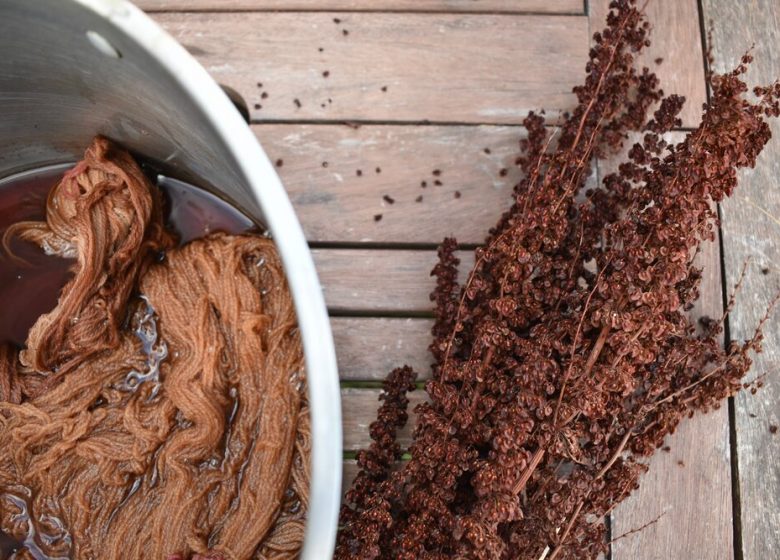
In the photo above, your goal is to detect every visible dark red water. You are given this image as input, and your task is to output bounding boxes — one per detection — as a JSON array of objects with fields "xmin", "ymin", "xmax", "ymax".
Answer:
[{"xmin": 0, "ymin": 164, "xmax": 255, "ymax": 347}]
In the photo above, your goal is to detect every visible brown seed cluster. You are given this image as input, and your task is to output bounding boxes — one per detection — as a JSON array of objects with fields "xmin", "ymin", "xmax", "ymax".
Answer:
[{"xmin": 337, "ymin": 1, "xmax": 780, "ymax": 559}]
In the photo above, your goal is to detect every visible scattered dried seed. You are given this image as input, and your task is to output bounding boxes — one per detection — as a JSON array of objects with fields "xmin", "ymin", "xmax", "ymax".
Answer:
[
  {"xmin": 275, "ymin": 159, "xmax": 283, "ymax": 168},
  {"xmin": 655, "ymin": 57, "xmax": 664, "ymax": 64},
  {"xmin": 432, "ymin": 169, "xmax": 442, "ymax": 176},
  {"xmin": 318, "ymin": 47, "xmax": 324, "ymax": 52},
  {"xmin": 356, "ymin": 169, "xmax": 363, "ymax": 177},
  {"xmin": 294, "ymin": 99, "xmax": 302, "ymax": 108},
  {"xmin": 256, "ymin": 82, "xmax": 263, "ymax": 88},
  {"xmin": 771, "ymin": 425, "xmax": 778, "ymax": 435},
  {"xmin": 261, "ymin": 92, "xmax": 268, "ymax": 99},
  {"xmin": 373, "ymin": 213, "xmax": 382, "ymax": 222},
  {"xmin": 415, "ymin": 195, "xmax": 423, "ymax": 203},
  {"xmin": 322, "ymin": 161, "xmax": 329, "ymax": 168},
  {"xmin": 343, "ymin": 29, "xmax": 349, "ymax": 36},
  {"xmin": 376, "ymin": 167, "xmax": 382, "ymax": 174},
  {"xmin": 383, "ymin": 195, "xmax": 395, "ymax": 204},
  {"xmin": 333, "ymin": 17, "xmax": 341, "ymax": 23},
  {"xmin": 484, "ymin": 148, "xmax": 491, "ymax": 154},
  {"xmin": 499, "ymin": 168, "xmax": 508, "ymax": 177},
  {"xmin": 434, "ymin": 180, "xmax": 443, "ymax": 186},
  {"xmin": 677, "ymin": 460, "xmax": 685, "ymax": 467},
  {"xmin": 254, "ymin": 103, "xmax": 261, "ymax": 110},
  {"xmin": 323, "ymin": 70, "xmax": 330, "ymax": 78},
  {"xmin": 381, "ymin": 86, "xmax": 388, "ymax": 92},
  {"xmin": 762, "ymin": 267, "xmax": 770, "ymax": 275},
  {"xmin": 421, "ymin": 181, "xmax": 427, "ymax": 188},
  {"xmin": 661, "ymin": 446, "xmax": 670, "ymax": 452},
  {"xmin": 454, "ymin": 191, "xmax": 461, "ymax": 199}
]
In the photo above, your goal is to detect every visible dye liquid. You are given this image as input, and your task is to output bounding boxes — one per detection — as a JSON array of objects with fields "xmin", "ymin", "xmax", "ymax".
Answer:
[{"xmin": 0, "ymin": 164, "xmax": 255, "ymax": 347}]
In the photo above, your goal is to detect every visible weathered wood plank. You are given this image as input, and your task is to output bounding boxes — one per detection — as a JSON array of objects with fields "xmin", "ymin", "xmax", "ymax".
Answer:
[
  {"xmin": 600, "ymin": 133, "xmax": 733, "ymax": 559},
  {"xmin": 342, "ymin": 388, "xmax": 423, "ymax": 450},
  {"xmin": 314, "ymin": 249, "xmax": 474, "ymax": 313},
  {"xmin": 589, "ymin": 0, "xmax": 707, "ymax": 128},
  {"xmin": 343, "ymin": 459, "xmax": 358, "ymax": 497},
  {"xmin": 256, "ymin": 124, "xmax": 520, "ymax": 244},
  {"xmin": 332, "ymin": 317, "xmax": 433, "ymax": 380},
  {"xmin": 702, "ymin": 1, "xmax": 780, "ymax": 558},
  {"xmin": 154, "ymin": 12, "xmax": 588, "ymax": 124},
  {"xmin": 139, "ymin": 0, "xmax": 583, "ymax": 13}
]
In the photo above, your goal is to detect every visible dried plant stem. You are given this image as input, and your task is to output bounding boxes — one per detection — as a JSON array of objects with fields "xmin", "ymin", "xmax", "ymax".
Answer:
[{"xmin": 513, "ymin": 448, "xmax": 546, "ymax": 495}]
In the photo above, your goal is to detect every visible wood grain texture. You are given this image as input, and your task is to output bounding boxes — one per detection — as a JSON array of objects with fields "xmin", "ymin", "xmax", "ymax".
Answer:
[
  {"xmin": 601, "ymin": 134, "xmax": 733, "ymax": 559},
  {"xmin": 256, "ymin": 124, "xmax": 521, "ymax": 243},
  {"xmin": 333, "ymin": 317, "xmax": 433, "ymax": 380},
  {"xmin": 702, "ymin": 1, "xmax": 780, "ymax": 558},
  {"xmin": 589, "ymin": 0, "xmax": 707, "ymax": 128},
  {"xmin": 153, "ymin": 12, "xmax": 588, "ymax": 124},
  {"xmin": 314, "ymin": 249, "xmax": 474, "ymax": 313},
  {"xmin": 139, "ymin": 0, "xmax": 583, "ymax": 13},
  {"xmin": 343, "ymin": 459, "xmax": 358, "ymax": 497},
  {"xmin": 342, "ymin": 388, "xmax": 423, "ymax": 450}
]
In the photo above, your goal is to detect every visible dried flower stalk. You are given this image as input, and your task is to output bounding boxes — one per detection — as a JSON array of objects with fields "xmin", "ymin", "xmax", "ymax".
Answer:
[{"xmin": 337, "ymin": 1, "xmax": 780, "ymax": 558}]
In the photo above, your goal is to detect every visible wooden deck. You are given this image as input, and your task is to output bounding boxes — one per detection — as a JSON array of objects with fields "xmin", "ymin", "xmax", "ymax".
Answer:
[{"xmin": 139, "ymin": 1, "xmax": 780, "ymax": 558}]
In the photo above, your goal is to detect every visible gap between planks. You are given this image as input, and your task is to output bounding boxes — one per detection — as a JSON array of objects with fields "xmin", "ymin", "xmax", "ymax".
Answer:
[{"xmin": 138, "ymin": 0, "xmax": 584, "ymax": 15}]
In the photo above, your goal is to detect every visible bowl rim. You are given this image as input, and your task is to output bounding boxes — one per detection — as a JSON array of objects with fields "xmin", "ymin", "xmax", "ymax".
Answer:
[{"xmin": 73, "ymin": 1, "xmax": 343, "ymax": 557}]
